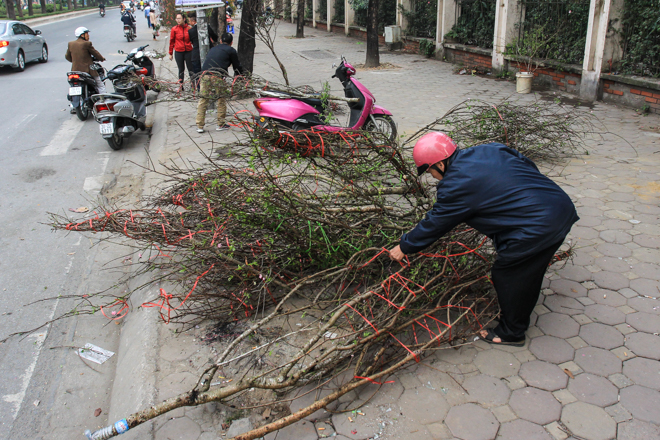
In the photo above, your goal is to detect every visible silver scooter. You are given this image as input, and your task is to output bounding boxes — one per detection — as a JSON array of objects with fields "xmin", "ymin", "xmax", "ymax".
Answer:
[{"xmin": 92, "ymin": 64, "xmax": 148, "ymax": 150}]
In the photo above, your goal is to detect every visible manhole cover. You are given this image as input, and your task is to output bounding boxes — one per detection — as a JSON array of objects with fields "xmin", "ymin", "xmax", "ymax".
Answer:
[{"xmin": 297, "ymin": 50, "xmax": 335, "ymax": 60}]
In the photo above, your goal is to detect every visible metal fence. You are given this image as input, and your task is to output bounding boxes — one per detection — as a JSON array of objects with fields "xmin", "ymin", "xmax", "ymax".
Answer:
[
  {"xmin": 449, "ymin": 0, "xmax": 496, "ymax": 48},
  {"xmin": 619, "ymin": 0, "xmax": 660, "ymax": 77},
  {"xmin": 514, "ymin": 0, "xmax": 590, "ymax": 65}
]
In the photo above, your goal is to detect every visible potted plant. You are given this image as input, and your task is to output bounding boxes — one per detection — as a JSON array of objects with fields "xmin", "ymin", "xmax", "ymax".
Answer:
[{"xmin": 506, "ymin": 26, "xmax": 556, "ymax": 93}]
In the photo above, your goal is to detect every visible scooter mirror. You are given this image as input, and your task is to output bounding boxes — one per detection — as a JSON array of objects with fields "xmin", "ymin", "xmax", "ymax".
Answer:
[
  {"xmin": 332, "ymin": 63, "xmax": 336, "ymax": 68},
  {"xmin": 136, "ymin": 51, "xmax": 144, "ymax": 59}
]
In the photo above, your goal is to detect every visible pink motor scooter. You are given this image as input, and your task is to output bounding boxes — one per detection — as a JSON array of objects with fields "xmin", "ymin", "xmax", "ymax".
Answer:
[{"xmin": 253, "ymin": 57, "xmax": 397, "ymax": 142}]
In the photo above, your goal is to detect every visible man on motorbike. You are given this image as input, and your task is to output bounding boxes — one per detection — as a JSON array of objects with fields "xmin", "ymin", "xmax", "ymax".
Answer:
[
  {"xmin": 99, "ymin": 2, "xmax": 105, "ymax": 14},
  {"xmin": 121, "ymin": 9, "xmax": 137, "ymax": 37},
  {"xmin": 195, "ymin": 32, "xmax": 244, "ymax": 132},
  {"xmin": 65, "ymin": 26, "xmax": 106, "ymax": 102}
]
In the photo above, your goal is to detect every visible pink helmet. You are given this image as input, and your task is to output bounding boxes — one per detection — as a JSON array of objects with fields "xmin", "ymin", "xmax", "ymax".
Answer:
[{"xmin": 413, "ymin": 132, "xmax": 457, "ymax": 176}]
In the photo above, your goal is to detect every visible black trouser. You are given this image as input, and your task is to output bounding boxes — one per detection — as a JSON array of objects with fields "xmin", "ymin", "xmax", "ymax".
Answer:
[
  {"xmin": 491, "ymin": 239, "xmax": 564, "ymax": 342},
  {"xmin": 174, "ymin": 50, "xmax": 193, "ymax": 87}
]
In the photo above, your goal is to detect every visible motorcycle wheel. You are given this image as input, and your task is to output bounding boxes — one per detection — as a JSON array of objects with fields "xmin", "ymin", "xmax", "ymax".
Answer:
[
  {"xmin": 75, "ymin": 102, "xmax": 89, "ymax": 121},
  {"xmin": 107, "ymin": 131, "xmax": 124, "ymax": 150},
  {"xmin": 364, "ymin": 115, "xmax": 397, "ymax": 144}
]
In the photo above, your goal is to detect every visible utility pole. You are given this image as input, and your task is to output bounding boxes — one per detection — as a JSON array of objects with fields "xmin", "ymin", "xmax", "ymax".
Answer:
[{"xmin": 197, "ymin": 9, "xmax": 210, "ymax": 61}]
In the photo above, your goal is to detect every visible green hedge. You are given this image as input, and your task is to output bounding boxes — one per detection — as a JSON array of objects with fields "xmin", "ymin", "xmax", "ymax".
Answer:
[{"xmin": 619, "ymin": 0, "xmax": 660, "ymax": 77}]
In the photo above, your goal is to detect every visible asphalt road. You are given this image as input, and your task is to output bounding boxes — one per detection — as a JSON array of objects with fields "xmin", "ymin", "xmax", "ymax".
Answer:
[{"xmin": 0, "ymin": 9, "xmax": 155, "ymax": 439}]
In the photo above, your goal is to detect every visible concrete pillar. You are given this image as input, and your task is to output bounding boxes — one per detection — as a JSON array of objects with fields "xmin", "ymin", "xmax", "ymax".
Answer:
[
  {"xmin": 435, "ymin": 0, "xmax": 457, "ymax": 51},
  {"xmin": 291, "ymin": 0, "xmax": 297, "ymax": 22},
  {"xmin": 312, "ymin": 0, "xmax": 317, "ymax": 27},
  {"xmin": 580, "ymin": 0, "xmax": 613, "ymax": 100},
  {"xmin": 397, "ymin": 0, "xmax": 411, "ymax": 31},
  {"xmin": 492, "ymin": 0, "xmax": 522, "ymax": 71},
  {"xmin": 196, "ymin": 9, "xmax": 209, "ymax": 62},
  {"xmin": 344, "ymin": 0, "xmax": 354, "ymax": 34},
  {"xmin": 327, "ymin": 0, "xmax": 335, "ymax": 30},
  {"xmin": 603, "ymin": 0, "xmax": 624, "ymax": 71}
]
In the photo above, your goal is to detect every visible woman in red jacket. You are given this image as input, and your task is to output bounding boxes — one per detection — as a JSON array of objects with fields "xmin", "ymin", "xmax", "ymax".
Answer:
[{"xmin": 168, "ymin": 13, "xmax": 194, "ymax": 90}]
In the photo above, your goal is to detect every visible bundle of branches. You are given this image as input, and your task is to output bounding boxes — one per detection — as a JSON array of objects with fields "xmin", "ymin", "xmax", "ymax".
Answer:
[
  {"xmin": 405, "ymin": 99, "xmax": 596, "ymax": 164},
  {"xmin": 143, "ymin": 69, "xmax": 354, "ymax": 109},
  {"xmin": 51, "ymin": 100, "xmax": 588, "ymax": 439}
]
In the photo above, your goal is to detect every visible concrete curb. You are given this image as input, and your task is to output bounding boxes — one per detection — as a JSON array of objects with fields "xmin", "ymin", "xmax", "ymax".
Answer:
[
  {"xmin": 22, "ymin": 7, "xmax": 119, "ymax": 27},
  {"xmin": 105, "ymin": 37, "xmax": 170, "ymax": 440}
]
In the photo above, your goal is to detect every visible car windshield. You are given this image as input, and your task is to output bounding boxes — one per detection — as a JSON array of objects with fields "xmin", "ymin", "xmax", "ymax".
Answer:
[{"xmin": 0, "ymin": 23, "xmax": 7, "ymax": 35}]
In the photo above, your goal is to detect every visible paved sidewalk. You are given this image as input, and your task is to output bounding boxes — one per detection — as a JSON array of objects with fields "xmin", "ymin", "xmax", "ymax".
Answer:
[{"xmin": 142, "ymin": 19, "xmax": 660, "ymax": 440}]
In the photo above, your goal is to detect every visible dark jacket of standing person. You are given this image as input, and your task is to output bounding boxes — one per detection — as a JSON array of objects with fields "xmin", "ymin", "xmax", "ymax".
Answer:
[
  {"xmin": 188, "ymin": 24, "xmax": 200, "ymax": 63},
  {"xmin": 65, "ymin": 38, "xmax": 105, "ymax": 77},
  {"xmin": 399, "ymin": 143, "xmax": 579, "ymax": 263},
  {"xmin": 201, "ymin": 42, "xmax": 244, "ymax": 75}
]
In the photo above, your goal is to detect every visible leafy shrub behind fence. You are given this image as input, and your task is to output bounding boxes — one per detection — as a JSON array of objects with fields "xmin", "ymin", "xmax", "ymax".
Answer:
[
  {"xmin": 446, "ymin": 0, "xmax": 496, "ymax": 48},
  {"xmin": 619, "ymin": 0, "xmax": 660, "ymax": 77},
  {"xmin": 400, "ymin": 0, "xmax": 437, "ymax": 38},
  {"xmin": 318, "ymin": 0, "xmax": 327, "ymax": 20},
  {"xmin": 512, "ymin": 0, "xmax": 589, "ymax": 65},
  {"xmin": 353, "ymin": 0, "xmax": 397, "ymax": 31},
  {"xmin": 333, "ymin": 0, "xmax": 344, "ymax": 22}
]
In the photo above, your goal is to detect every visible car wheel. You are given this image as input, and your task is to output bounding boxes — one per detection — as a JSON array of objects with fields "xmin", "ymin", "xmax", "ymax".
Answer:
[
  {"xmin": 13, "ymin": 51, "xmax": 25, "ymax": 72},
  {"xmin": 39, "ymin": 45, "xmax": 48, "ymax": 63}
]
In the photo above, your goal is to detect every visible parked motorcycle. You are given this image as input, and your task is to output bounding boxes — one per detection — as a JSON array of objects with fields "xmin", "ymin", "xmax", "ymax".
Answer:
[
  {"xmin": 124, "ymin": 24, "xmax": 136, "ymax": 42},
  {"xmin": 253, "ymin": 56, "xmax": 396, "ymax": 142},
  {"xmin": 66, "ymin": 58, "xmax": 106, "ymax": 121},
  {"xmin": 92, "ymin": 45, "xmax": 154, "ymax": 150}
]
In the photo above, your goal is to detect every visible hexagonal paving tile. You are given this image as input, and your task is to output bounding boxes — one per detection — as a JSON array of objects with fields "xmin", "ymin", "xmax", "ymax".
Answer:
[
  {"xmin": 594, "ymin": 256, "xmax": 631, "ymax": 273},
  {"xmin": 544, "ymin": 295, "xmax": 585, "ymax": 315},
  {"xmin": 620, "ymin": 385, "xmax": 660, "ymax": 423},
  {"xmin": 600, "ymin": 230, "xmax": 631, "ymax": 244},
  {"xmin": 596, "ymin": 243, "xmax": 632, "ymax": 258},
  {"xmin": 632, "ymin": 262, "xmax": 660, "ymax": 281},
  {"xmin": 473, "ymin": 350, "xmax": 521, "ymax": 379},
  {"xmin": 578, "ymin": 323, "xmax": 624, "ymax": 350},
  {"xmin": 509, "ymin": 387, "xmax": 561, "ymax": 425},
  {"xmin": 623, "ymin": 357, "xmax": 660, "ymax": 390},
  {"xmin": 592, "ymin": 271, "xmax": 630, "ymax": 290},
  {"xmin": 445, "ymin": 403, "xmax": 499, "ymax": 440},
  {"xmin": 574, "ymin": 347, "xmax": 622, "ymax": 377},
  {"xmin": 497, "ymin": 419, "xmax": 552, "ymax": 440},
  {"xmin": 627, "ymin": 295, "xmax": 660, "ymax": 314},
  {"xmin": 633, "ymin": 247, "xmax": 660, "ymax": 264},
  {"xmin": 617, "ymin": 419, "xmax": 660, "ymax": 440},
  {"xmin": 584, "ymin": 304, "xmax": 626, "ymax": 325},
  {"xmin": 536, "ymin": 313, "xmax": 580, "ymax": 339},
  {"xmin": 548, "ymin": 279, "xmax": 587, "ymax": 298},
  {"xmin": 560, "ymin": 402, "xmax": 617, "ymax": 440},
  {"xmin": 632, "ymin": 234, "xmax": 660, "ymax": 249},
  {"xmin": 587, "ymin": 289, "xmax": 627, "ymax": 307},
  {"xmin": 625, "ymin": 332, "xmax": 660, "ymax": 360},
  {"xmin": 629, "ymin": 278, "xmax": 660, "ymax": 298},
  {"xmin": 463, "ymin": 374, "xmax": 510, "ymax": 407},
  {"xmin": 264, "ymin": 420, "xmax": 318, "ymax": 440},
  {"xmin": 557, "ymin": 265, "xmax": 593, "ymax": 283},
  {"xmin": 627, "ymin": 312, "xmax": 660, "ymax": 333},
  {"xmin": 289, "ymin": 383, "xmax": 339, "ymax": 421},
  {"xmin": 435, "ymin": 345, "xmax": 478, "ymax": 364},
  {"xmin": 567, "ymin": 373, "xmax": 618, "ymax": 407},
  {"xmin": 518, "ymin": 360, "xmax": 568, "ymax": 391},
  {"xmin": 398, "ymin": 387, "xmax": 449, "ymax": 425},
  {"xmin": 529, "ymin": 335, "xmax": 575, "ymax": 364}
]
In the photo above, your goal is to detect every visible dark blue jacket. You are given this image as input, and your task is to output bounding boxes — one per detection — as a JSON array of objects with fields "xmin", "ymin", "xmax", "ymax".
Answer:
[{"xmin": 400, "ymin": 143, "xmax": 579, "ymax": 262}]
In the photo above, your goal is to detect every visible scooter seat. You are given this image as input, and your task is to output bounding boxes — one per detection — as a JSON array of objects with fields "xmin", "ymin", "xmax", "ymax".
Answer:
[{"xmin": 300, "ymin": 97, "xmax": 324, "ymax": 109}]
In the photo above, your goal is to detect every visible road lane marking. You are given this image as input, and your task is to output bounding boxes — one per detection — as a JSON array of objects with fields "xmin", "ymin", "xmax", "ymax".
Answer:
[
  {"xmin": 40, "ymin": 118, "xmax": 85, "ymax": 156},
  {"xmin": 83, "ymin": 152, "xmax": 111, "ymax": 193},
  {"xmin": 1, "ymin": 255, "xmax": 75, "ymax": 422}
]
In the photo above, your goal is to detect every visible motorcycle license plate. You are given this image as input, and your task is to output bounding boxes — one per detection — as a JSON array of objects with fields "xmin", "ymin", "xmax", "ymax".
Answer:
[
  {"xmin": 69, "ymin": 86, "xmax": 82, "ymax": 96},
  {"xmin": 100, "ymin": 123, "xmax": 114, "ymax": 135}
]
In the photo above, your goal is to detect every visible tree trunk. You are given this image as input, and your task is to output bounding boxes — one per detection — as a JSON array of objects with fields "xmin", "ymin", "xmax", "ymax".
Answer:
[
  {"xmin": 237, "ymin": 0, "xmax": 257, "ymax": 73},
  {"xmin": 73, "ymin": 0, "xmax": 77, "ymax": 9},
  {"xmin": 58, "ymin": 0, "xmax": 63, "ymax": 11},
  {"xmin": 40, "ymin": 0, "xmax": 47, "ymax": 14},
  {"xmin": 295, "ymin": 0, "xmax": 304, "ymax": 37},
  {"xmin": 219, "ymin": 5, "xmax": 227, "ymax": 36},
  {"xmin": 27, "ymin": 0, "xmax": 34, "ymax": 16},
  {"xmin": 6, "ymin": 0, "xmax": 17, "ymax": 19},
  {"xmin": 67, "ymin": 0, "xmax": 71, "ymax": 10},
  {"xmin": 364, "ymin": 0, "xmax": 380, "ymax": 67},
  {"xmin": 210, "ymin": 8, "xmax": 219, "ymax": 46},
  {"xmin": 16, "ymin": 0, "xmax": 24, "ymax": 17}
]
